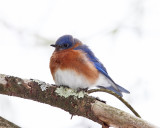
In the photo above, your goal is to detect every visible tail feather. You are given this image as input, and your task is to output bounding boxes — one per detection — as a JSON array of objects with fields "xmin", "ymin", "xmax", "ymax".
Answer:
[{"xmin": 116, "ymin": 84, "xmax": 130, "ymax": 93}]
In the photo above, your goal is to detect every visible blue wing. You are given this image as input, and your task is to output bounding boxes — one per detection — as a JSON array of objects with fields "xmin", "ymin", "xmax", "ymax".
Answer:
[{"xmin": 74, "ymin": 44, "xmax": 130, "ymax": 96}]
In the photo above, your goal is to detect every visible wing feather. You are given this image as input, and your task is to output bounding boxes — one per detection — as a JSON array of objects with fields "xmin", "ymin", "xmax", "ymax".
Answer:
[{"xmin": 74, "ymin": 45, "xmax": 130, "ymax": 96}]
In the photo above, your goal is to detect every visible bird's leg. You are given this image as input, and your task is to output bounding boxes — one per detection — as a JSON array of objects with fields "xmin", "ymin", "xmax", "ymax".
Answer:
[
  {"xmin": 59, "ymin": 85, "xmax": 70, "ymax": 88},
  {"xmin": 77, "ymin": 87, "xmax": 88, "ymax": 92}
]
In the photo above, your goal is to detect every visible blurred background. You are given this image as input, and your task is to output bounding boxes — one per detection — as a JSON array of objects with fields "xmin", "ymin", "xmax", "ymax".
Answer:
[{"xmin": 0, "ymin": 0, "xmax": 160, "ymax": 127}]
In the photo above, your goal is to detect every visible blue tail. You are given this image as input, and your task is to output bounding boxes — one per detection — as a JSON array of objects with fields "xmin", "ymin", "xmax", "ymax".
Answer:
[{"xmin": 97, "ymin": 84, "xmax": 130, "ymax": 97}]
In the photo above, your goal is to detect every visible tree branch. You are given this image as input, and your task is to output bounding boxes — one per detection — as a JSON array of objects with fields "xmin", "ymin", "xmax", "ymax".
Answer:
[
  {"xmin": 0, "ymin": 116, "xmax": 19, "ymax": 128},
  {"xmin": 88, "ymin": 89, "xmax": 141, "ymax": 118},
  {"xmin": 0, "ymin": 74, "xmax": 157, "ymax": 128}
]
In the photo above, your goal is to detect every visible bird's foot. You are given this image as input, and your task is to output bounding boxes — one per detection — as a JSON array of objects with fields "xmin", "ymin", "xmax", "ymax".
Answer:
[
  {"xmin": 77, "ymin": 87, "xmax": 88, "ymax": 93},
  {"xmin": 59, "ymin": 85, "xmax": 70, "ymax": 88}
]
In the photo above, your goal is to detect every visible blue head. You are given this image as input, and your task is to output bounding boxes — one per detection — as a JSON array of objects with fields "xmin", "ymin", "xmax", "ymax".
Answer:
[{"xmin": 51, "ymin": 35, "xmax": 76, "ymax": 51}]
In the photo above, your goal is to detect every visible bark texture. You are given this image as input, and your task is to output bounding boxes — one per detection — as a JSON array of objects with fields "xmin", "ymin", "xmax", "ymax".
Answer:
[
  {"xmin": 0, "ymin": 116, "xmax": 20, "ymax": 128},
  {"xmin": 0, "ymin": 74, "xmax": 157, "ymax": 128}
]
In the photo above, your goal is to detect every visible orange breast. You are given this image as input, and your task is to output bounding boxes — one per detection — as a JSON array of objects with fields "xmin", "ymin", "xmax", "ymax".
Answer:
[{"xmin": 50, "ymin": 49, "xmax": 99, "ymax": 84}]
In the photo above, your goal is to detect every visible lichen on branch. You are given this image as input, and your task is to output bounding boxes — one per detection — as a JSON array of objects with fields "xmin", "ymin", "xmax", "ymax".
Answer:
[{"xmin": 0, "ymin": 74, "xmax": 157, "ymax": 128}]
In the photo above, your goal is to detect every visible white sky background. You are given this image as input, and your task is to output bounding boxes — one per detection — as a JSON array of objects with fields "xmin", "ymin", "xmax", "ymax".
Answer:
[{"xmin": 0, "ymin": 0, "xmax": 160, "ymax": 127}]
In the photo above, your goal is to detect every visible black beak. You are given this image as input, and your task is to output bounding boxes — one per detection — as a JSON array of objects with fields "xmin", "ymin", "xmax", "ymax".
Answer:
[{"xmin": 50, "ymin": 44, "xmax": 57, "ymax": 47}]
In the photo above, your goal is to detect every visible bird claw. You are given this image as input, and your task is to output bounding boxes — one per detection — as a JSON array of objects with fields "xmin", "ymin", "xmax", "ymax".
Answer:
[{"xmin": 77, "ymin": 87, "xmax": 88, "ymax": 93}]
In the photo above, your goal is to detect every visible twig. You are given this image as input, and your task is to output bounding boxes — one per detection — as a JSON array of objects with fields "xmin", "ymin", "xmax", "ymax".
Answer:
[{"xmin": 87, "ymin": 89, "xmax": 141, "ymax": 118}]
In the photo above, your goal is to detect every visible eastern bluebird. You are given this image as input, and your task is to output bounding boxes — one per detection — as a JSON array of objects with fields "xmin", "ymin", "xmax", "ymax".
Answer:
[{"xmin": 50, "ymin": 35, "xmax": 130, "ymax": 97}]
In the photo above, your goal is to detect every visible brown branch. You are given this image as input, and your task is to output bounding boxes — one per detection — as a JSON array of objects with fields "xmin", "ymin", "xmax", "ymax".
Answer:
[
  {"xmin": 88, "ymin": 89, "xmax": 141, "ymax": 118},
  {"xmin": 0, "ymin": 116, "xmax": 20, "ymax": 128},
  {"xmin": 0, "ymin": 74, "xmax": 157, "ymax": 128}
]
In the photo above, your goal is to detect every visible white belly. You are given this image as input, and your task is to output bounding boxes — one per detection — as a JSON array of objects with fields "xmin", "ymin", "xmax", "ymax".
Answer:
[
  {"xmin": 54, "ymin": 69, "xmax": 91, "ymax": 89},
  {"xmin": 54, "ymin": 69, "xmax": 112, "ymax": 89}
]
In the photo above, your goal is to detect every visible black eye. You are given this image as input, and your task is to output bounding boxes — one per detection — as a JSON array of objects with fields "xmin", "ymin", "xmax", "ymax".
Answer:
[{"xmin": 63, "ymin": 43, "xmax": 69, "ymax": 48}]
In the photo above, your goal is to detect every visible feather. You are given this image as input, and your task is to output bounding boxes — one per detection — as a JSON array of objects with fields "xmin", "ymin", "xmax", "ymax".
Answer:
[{"xmin": 74, "ymin": 44, "xmax": 130, "ymax": 96}]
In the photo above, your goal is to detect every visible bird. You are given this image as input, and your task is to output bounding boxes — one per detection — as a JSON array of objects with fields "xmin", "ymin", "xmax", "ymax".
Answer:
[{"xmin": 50, "ymin": 35, "xmax": 130, "ymax": 97}]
